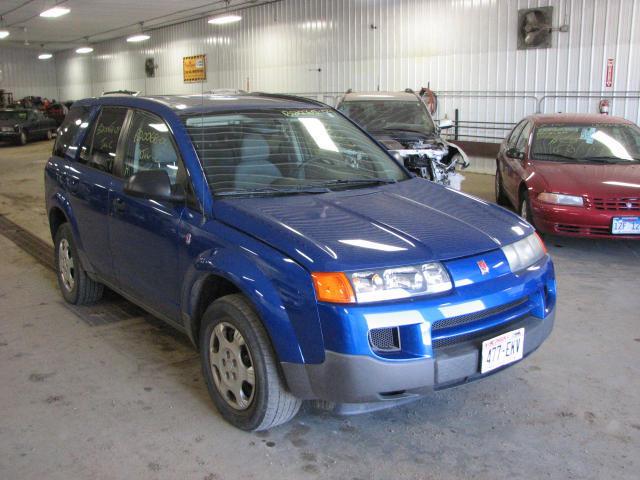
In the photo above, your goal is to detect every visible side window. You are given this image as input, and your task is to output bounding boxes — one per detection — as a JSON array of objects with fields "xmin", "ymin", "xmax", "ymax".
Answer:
[
  {"xmin": 122, "ymin": 110, "xmax": 182, "ymax": 185},
  {"xmin": 78, "ymin": 107, "xmax": 127, "ymax": 173},
  {"xmin": 53, "ymin": 106, "xmax": 92, "ymax": 157},
  {"xmin": 508, "ymin": 121, "xmax": 526, "ymax": 147},
  {"xmin": 516, "ymin": 122, "xmax": 533, "ymax": 151}
]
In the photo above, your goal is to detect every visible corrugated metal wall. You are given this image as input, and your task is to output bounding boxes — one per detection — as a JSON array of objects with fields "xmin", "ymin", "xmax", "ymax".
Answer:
[
  {"xmin": 41, "ymin": 0, "xmax": 640, "ymax": 140},
  {"xmin": 0, "ymin": 45, "xmax": 58, "ymax": 100}
]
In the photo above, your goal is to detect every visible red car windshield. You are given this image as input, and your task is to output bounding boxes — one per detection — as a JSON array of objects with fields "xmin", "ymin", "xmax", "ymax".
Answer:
[{"xmin": 531, "ymin": 123, "xmax": 640, "ymax": 163}]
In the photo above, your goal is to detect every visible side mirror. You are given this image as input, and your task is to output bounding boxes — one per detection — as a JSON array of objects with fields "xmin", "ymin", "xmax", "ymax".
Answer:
[
  {"xmin": 506, "ymin": 147, "xmax": 525, "ymax": 160},
  {"xmin": 123, "ymin": 170, "xmax": 185, "ymax": 203},
  {"xmin": 438, "ymin": 119, "xmax": 454, "ymax": 130}
]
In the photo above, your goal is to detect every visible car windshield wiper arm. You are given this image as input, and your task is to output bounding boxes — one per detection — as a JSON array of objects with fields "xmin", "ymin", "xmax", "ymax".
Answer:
[
  {"xmin": 319, "ymin": 178, "xmax": 398, "ymax": 187},
  {"xmin": 216, "ymin": 185, "xmax": 331, "ymax": 197},
  {"xmin": 578, "ymin": 156, "xmax": 640, "ymax": 163}
]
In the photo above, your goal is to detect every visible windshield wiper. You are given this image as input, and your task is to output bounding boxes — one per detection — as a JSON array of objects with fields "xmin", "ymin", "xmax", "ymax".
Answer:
[
  {"xmin": 533, "ymin": 152, "xmax": 579, "ymax": 161},
  {"xmin": 216, "ymin": 185, "xmax": 330, "ymax": 197},
  {"xmin": 578, "ymin": 156, "xmax": 640, "ymax": 163},
  {"xmin": 320, "ymin": 178, "xmax": 398, "ymax": 188}
]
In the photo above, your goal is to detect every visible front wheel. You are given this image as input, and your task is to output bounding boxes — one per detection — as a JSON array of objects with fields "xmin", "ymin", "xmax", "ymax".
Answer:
[
  {"xmin": 495, "ymin": 166, "xmax": 509, "ymax": 206},
  {"xmin": 200, "ymin": 294, "xmax": 301, "ymax": 431},
  {"xmin": 16, "ymin": 131, "xmax": 27, "ymax": 146},
  {"xmin": 54, "ymin": 223, "xmax": 104, "ymax": 305},
  {"xmin": 519, "ymin": 190, "xmax": 535, "ymax": 226}
]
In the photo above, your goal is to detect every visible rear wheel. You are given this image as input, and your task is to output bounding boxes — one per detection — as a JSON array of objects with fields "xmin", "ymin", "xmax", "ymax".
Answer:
[
  {"xmin": 200, "ymin": 294, "xmax": 301, "ymax": 431},
  {"xmin": 54, "ymin": 223, "xmax": 104, "ymax": 305},
  {"xmin": 495, "ymin": 166, "xmax": 509, "ymax": 206}
]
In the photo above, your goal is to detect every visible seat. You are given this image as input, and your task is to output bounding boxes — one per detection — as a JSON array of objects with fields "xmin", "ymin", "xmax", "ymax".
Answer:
[{"xmin": 234, "ymin": 133, "xmax": 281, "ymax": 189}]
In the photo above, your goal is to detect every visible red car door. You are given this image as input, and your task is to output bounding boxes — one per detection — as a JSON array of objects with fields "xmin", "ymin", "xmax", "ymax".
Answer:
[{"xmin": 499, "ymin": 120, "xmax": 526, "ymax": 206}]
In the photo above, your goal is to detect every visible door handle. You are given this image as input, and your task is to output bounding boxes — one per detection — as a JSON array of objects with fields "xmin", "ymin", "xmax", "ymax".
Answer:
[
  {"xmin": 65, "ymin": 176, "xmax": 79, "ymax": 192},
  {"xmin": 112, "ymin": 197, "xmax": 127, "ymax": 213}
]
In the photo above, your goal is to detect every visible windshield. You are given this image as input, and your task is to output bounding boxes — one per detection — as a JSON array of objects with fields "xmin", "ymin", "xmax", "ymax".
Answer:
[
  {"xmin": 0, "ymin": 111, "xmax": 27, "ymax": 122},
  {"xmin": 531, "ymin": 124, "xmax": 640, "ymax": 163},
  {"xmin": 338, "ymin": 100, "xmax": 436, "ymax": 135},
  {"xmin": 181, "ymin": 109, "xmax": 409, "ymax": 195}
]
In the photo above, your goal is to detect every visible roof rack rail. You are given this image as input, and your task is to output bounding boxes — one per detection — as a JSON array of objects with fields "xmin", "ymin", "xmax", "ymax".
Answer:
[
  {"xmin": 102, "ymin": 90, "xmax": 140, "ymax": 96},
  {"xmin": 250, "ymin": 92, "xmax": 329, "ymax": 108}
]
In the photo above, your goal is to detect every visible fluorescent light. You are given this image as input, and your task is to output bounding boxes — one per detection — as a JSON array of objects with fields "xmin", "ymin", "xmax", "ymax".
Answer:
[
  {"xmin": 38, "ymin": 53, "xmax": 53, "ymax": 60},
  {"xmin": 208, "ymin": 14, "xmax": 242, "ymax": 25},
  {"xmin": 40, "ymin": 6, "xmax": 70, "ymax": 18},
  {"xmin": 126, "ymin": 33, "xmax": 150, "ymax": 43},
  {"xmin": 76, "ymin": 46, "xmax": 93, "ymax": 54},
  {"xmin": 0, "ymin": 30, "xmax": 9, "ymax": 39}
]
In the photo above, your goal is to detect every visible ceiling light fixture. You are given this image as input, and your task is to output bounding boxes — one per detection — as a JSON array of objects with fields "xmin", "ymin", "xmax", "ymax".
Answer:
[
  {"xmin": 208, "ymin": 14, "xmax": 242, "ymax": 25},
  {"xmin": 209, "ymin": 1, "xmax": 241, "ymax": 25},
  {"xmin": 40, "ymin": 6, "xmax": 71, "ymax": 18},
  {"xmin": 39, "ymin": 53, "xmax": 53, "ymax": 60},
  {"xmin": 127, "ymin": 22, "xmax": 150, "ymax": 42},
  {"xmin": 127, "ymin": 33, "xmax": 150, "ymax": 42},
  {"xmin": 76, "ymin": 45, "xmax": 93, "ymax": 54}
]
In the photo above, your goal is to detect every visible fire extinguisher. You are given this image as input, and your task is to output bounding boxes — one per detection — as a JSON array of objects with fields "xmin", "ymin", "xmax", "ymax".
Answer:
[{"xmin": 598, "ymin": 99, "xmax": 610, "ymax": 115}]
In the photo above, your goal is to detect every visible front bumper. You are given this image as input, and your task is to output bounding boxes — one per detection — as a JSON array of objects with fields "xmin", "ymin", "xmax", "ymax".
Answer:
[
  {"xmin": 282, "ymin": 307, "xmax": 555, "ymax": 407},
  {"xmin": 532, "ymin": 198, "xmax": 640, "ymax": 239},
  {"xmin": 0, "ymin": 131, "xmax": 19, "ymax": 139}
]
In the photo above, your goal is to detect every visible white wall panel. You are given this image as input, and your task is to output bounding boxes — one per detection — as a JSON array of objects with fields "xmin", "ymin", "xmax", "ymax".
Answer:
[
  {"xmin": 51, "ymin": 0, "xmax": 640, "ymax": 141},
  {"xmin": 0, "ymin": 45, "xmax": 58, "ymax": 100}
]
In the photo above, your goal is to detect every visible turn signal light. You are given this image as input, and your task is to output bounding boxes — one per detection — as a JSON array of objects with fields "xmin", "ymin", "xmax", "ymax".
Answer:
[{"xmin": 311, "ymin": 272, "xmax": 355, "ymax": 303}]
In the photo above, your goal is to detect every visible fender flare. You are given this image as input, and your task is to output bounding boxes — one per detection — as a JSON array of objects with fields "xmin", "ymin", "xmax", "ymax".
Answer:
[{"xmin": 47, "ymin": 192, "xmax": 94, "ymax": 272}]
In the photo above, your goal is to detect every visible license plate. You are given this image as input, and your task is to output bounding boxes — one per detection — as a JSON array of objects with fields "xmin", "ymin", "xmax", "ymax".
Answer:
[
  {"xmin": 612, "ymin": 217, "xmax": 640, "ymax": 235},
  {"xmin": 481, "ymin": 328, "xmax": 525, "ymax": 374}
]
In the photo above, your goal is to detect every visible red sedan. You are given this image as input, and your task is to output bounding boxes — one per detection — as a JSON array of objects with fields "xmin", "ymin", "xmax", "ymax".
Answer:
[{"xmin": 495, "ymin": 114, "xmax": 640, "ymax": 238}]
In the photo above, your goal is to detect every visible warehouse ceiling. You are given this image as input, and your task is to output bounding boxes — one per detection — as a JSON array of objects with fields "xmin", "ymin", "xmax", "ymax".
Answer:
[{"xmin": 0, "ymin": 0, "xmax": 271, "ymax": 50}]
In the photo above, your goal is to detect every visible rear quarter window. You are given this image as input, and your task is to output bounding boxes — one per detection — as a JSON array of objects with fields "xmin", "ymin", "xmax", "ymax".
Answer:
[{"xmin": 53, "ymin": 106, "xmax": 92, "ymax": 158}]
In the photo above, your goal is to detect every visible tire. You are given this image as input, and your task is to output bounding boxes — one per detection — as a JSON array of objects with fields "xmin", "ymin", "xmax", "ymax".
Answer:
[
  {"xmin": 16, "ymin": 131, "xmax": 27, "ymax": 146},
  {"xmin": 495, "ymin": 166, "xmax": 509, "ymax": 206},
  {"xmin": 54, "ymin": 223, "xmax": 104, "ymax": 305},
  {"xmin": 200, "ymin": 294, "xmax": 301, "ymax": 431},
  {"xmin": 519, "ymin": 190, "xmax": 535, "ymax": 227}
]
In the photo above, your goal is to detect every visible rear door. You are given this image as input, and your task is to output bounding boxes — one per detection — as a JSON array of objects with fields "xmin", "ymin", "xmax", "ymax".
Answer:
[
  {"xmin": 66, "ymin": 106, "xmax": 128, "ymax": 283},
  {"xmin": 108, "ymin": 109, "xmax": 189, "ymax": 319}
]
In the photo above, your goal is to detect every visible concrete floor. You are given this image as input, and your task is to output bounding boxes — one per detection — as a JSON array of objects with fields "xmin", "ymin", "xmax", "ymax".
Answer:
[{"xmin": 1, "ymin": 140, "xmax": 639, "ymax": 480}]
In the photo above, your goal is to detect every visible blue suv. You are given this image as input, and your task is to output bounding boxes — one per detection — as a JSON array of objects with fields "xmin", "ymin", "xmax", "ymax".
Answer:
[{"xmin": 45, "ymin": 93, "xmax": 556, "ymax": 431}]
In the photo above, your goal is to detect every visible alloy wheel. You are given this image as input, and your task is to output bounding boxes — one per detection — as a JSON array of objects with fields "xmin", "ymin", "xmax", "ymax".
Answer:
[{"xmin": 209, "ymin": 322, "xmax": 256, "ymax": 410}]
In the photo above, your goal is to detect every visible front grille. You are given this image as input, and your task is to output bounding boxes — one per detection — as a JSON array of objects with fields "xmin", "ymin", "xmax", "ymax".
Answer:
[
  {"xmin": 590, "ymin": 197, "xmax": 640, "ymax": 211},
  {"xmin": 432, "ymin": 297, "xmax": 528, "ymax": 332},
  {"xmin": 433, "ymin": 315, "xmax": 526, "ymax": 348},
  {"xmin": 555, "ymin": 223, "xmax": 612, "ymax": 236},
  {"xmin": 368, "ymin": 327, "xmax": 400, "ymax": 352}
]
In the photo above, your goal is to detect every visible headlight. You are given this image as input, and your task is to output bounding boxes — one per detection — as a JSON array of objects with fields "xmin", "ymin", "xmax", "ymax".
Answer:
[
  {"xmin": 538, "ymin": 192, "xmax": 584, "ymax": 206},
  {"xmin": 501, "ymin": 234, "xmax": 547, "ymax": 273},
  {"xmin": 312, "ymin": 263, "xmax": 452, "ymax": 304}
]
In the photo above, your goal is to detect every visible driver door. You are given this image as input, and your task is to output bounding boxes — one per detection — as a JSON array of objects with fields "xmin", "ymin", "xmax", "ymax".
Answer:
[{"xmin": 108, "ymin": 109, "xmax": 188, "ymax": 320}]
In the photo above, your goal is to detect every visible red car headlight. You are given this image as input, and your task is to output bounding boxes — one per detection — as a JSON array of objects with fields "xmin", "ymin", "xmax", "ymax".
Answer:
[{"xmin": 537, "ymin": 192, "xmax": 584, "ymax": 207}]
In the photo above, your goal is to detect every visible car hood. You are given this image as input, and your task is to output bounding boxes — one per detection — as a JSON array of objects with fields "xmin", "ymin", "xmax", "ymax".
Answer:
[
  {"xmin": 213, "ymin": 178, "xmax": 532, "ymax": 271},
  {"xmin": 532, "ymin": 161, "xmax": 640, "ymax": 198},
  {"xmin": 0, "ymin": 119, "xmax": 21, "ymax": 128}
]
